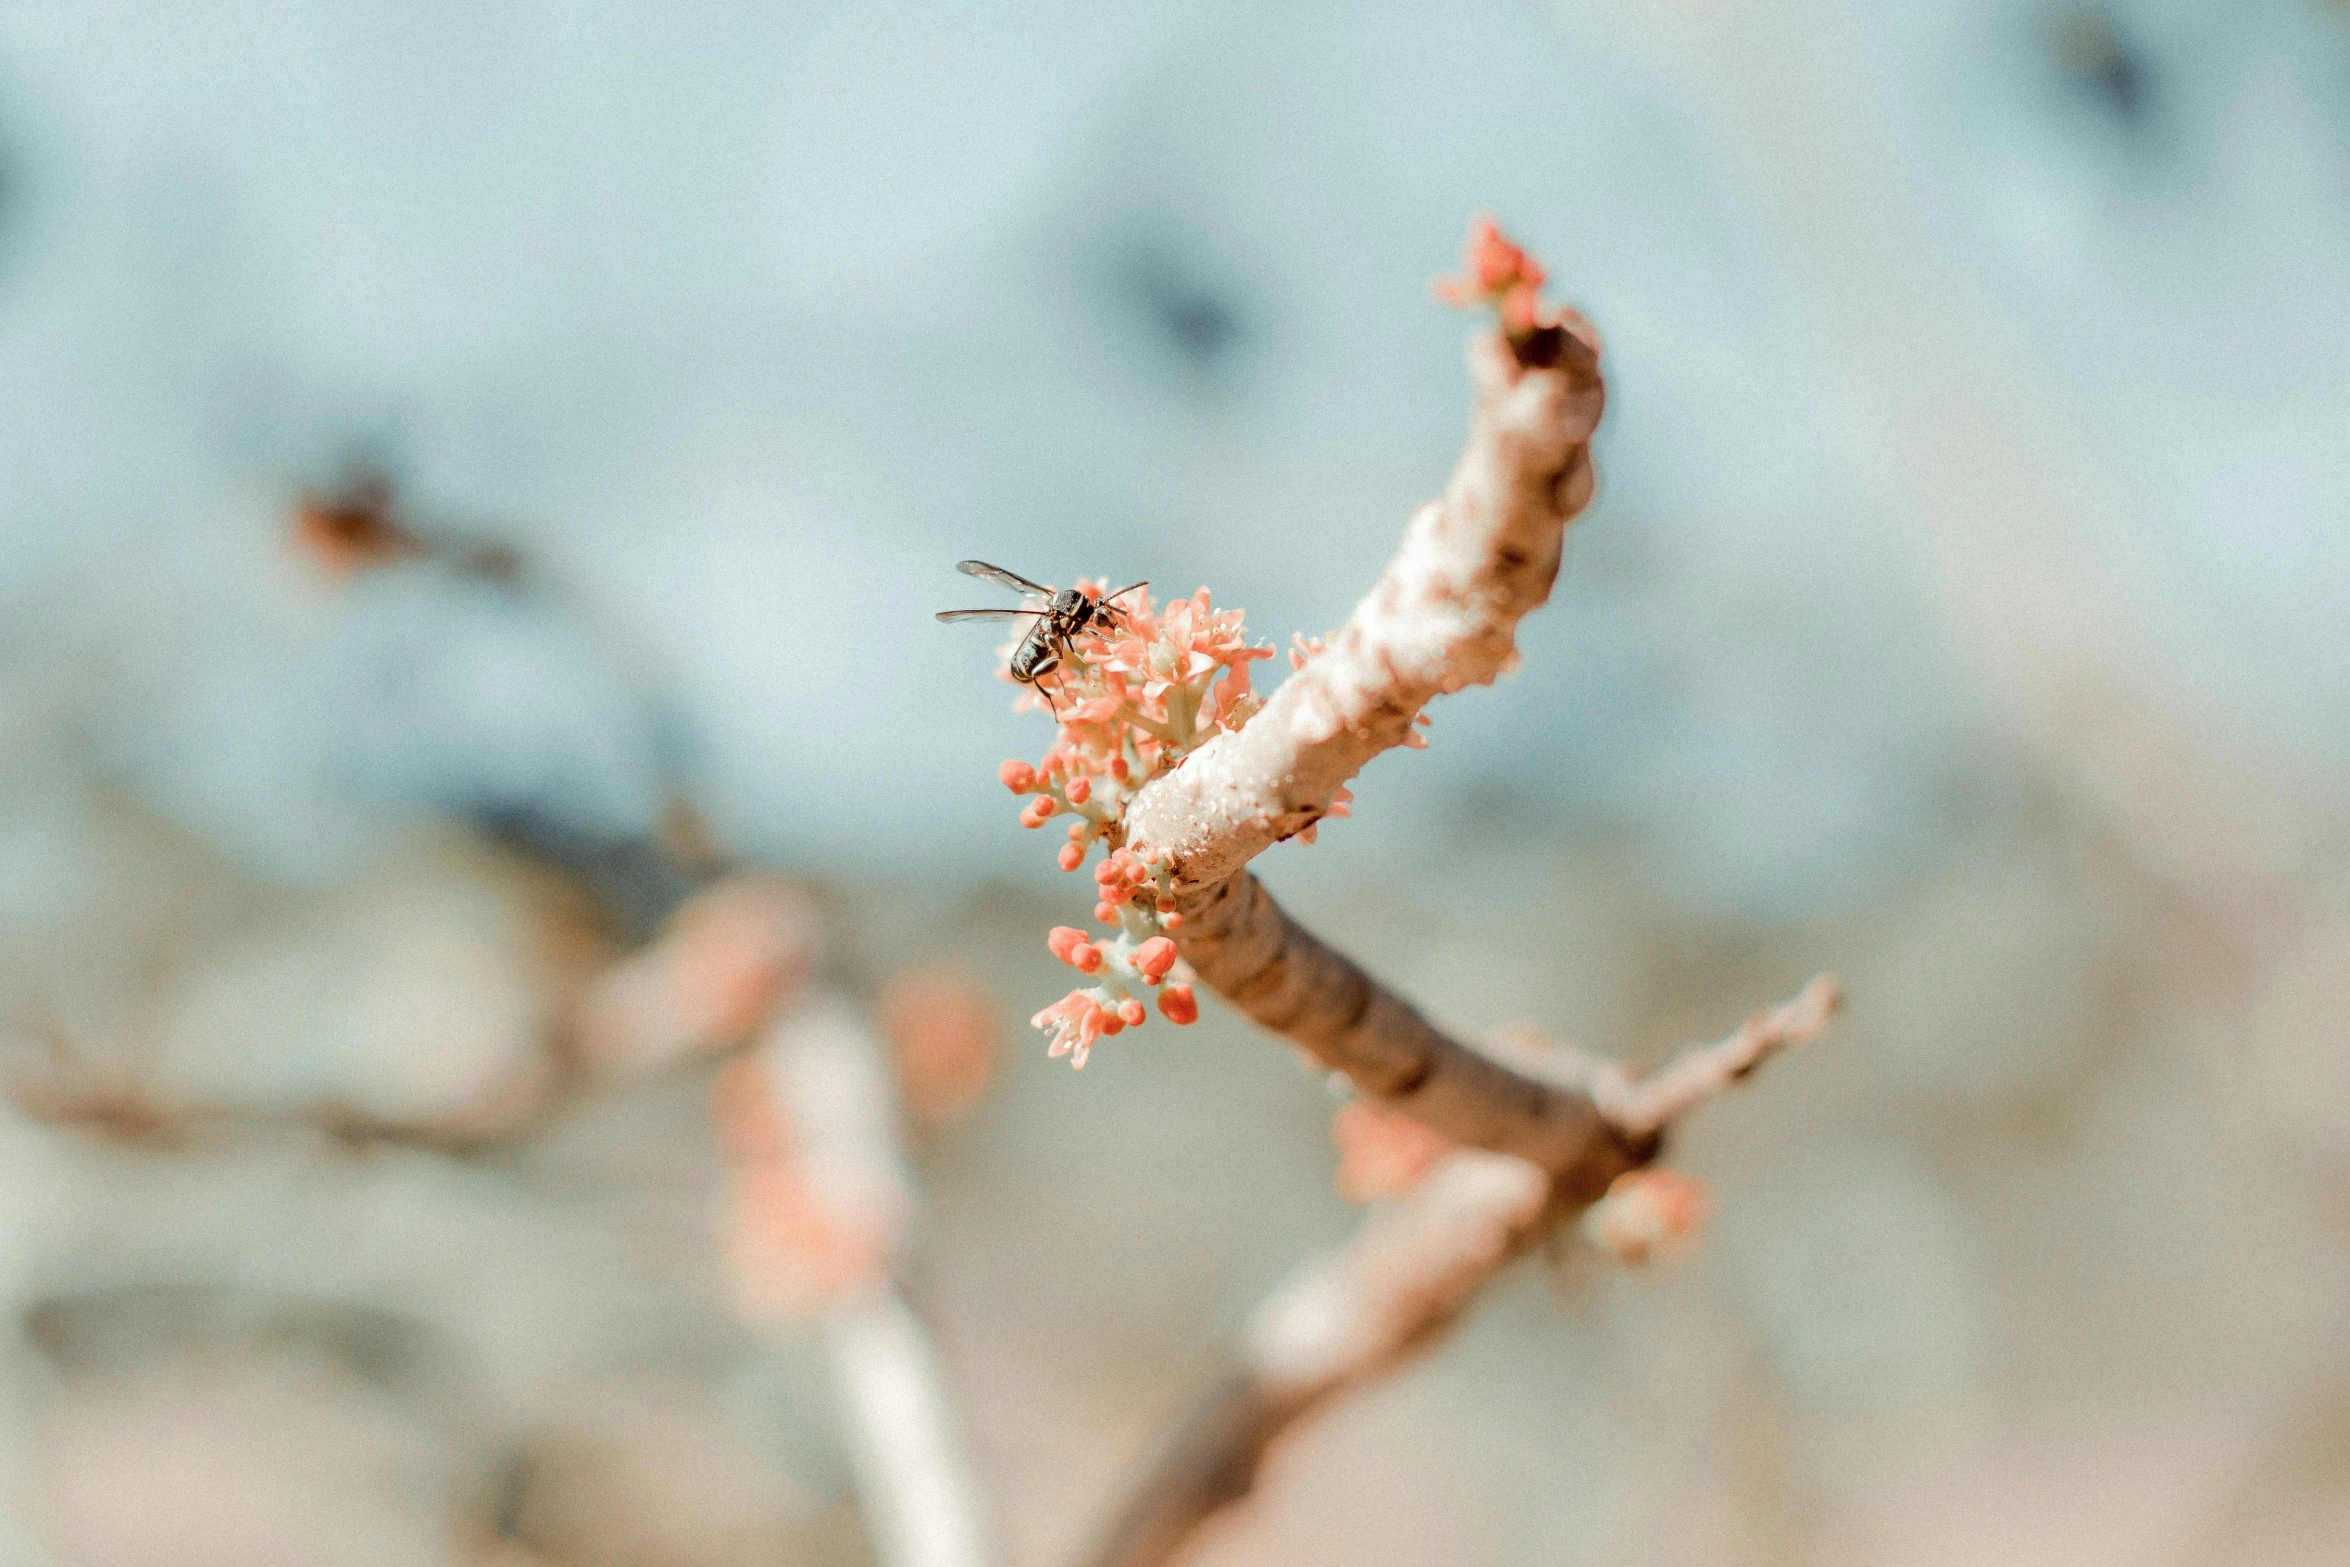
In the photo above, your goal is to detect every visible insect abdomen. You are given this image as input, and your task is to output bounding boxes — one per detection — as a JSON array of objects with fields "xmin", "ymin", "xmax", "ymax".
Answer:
[{"xmin": 1010, "ymin": 635, "xmax": 1056, "ymax": 682}]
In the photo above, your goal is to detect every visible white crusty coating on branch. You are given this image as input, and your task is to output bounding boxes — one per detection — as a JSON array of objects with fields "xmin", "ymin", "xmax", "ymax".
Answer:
[{"xmin": 1123, "ymin": 328, "xmax": 1603, "ymax": 890}]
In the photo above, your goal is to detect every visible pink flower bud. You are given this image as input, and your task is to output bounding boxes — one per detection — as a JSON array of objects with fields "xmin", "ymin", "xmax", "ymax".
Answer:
[
  {"xmin": 1116, "ymin": 998, "xmax": 1146, "ymax": 1027},
  {"xmin": 1430, "ymin": 215, "xmax": 1558, "ymax": 346},
  {"xmin": 1056, "ymin": 843, "xmax": 1084, "ymax": 872},
  {"xmin": 1331, "ymin": 1101, "xmax": 1452, "ymax": 1203},
  {"xmin": 1071, "ymin": 943, "xmax": 1104, "ymax": 974},
  {"xmin": 879, "ymin": 967, "xmax": 1001, "ymax": 1130},
  {"xmin": 999, "ymin": 759, "xmax": 1038, "ymax": 793},
  {"xmin": 1020, "ymin": 797, "xmax": 1057, "ymax": 828},
  {"xmin": 1133, "ymin": 936, "xmax": 1178, "ymax": 984},
  {"xmin": 1093, "ymin": 901, "xmax": 1118, "ymax": 922},
  {"xmin": 1158, "ymin": 983, "xmax": 1198, "ymax": 1025},
  {"xmin": 1064, "ymin": 776, "xmax": 1091, "ymax": 805},
  {"xmin": 1097, "ymin": 1010, "xmax": 1125, "ymax": 1037},
  {"xmin": 1046, "ymin": 927, "xmax": 1088, "ymax": 964},
  {"xmin": 1582, "ymin": 1170, "xmax": 1712, "ymax": 1266}
]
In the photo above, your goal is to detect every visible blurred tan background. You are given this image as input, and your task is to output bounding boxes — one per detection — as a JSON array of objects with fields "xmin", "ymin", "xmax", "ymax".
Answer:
[{"xmin": 0, "ymin": 0, "xmax": 2345, "ymax": 1562}]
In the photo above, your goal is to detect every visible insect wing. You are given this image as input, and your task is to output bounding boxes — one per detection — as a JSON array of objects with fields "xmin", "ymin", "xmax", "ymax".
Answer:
[
  {"xmin": 936, "ymin": 607, "xmax": 1047, "ymax": 623},
  {"xmin": 955, "ymin": 559, "xmax": 1053, "ymax": 596}
]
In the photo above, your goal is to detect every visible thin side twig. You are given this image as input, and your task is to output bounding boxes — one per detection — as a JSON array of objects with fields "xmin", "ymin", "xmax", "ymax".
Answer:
[{"xmin": 1591, "ymin": 974, "xmax": 1844, "ymax": 1140}]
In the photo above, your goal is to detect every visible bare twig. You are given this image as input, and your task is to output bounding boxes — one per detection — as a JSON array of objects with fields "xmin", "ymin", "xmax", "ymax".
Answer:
[
  {"xmin": 1245, "ymin": 1152, "xmax": 1551, "ymax": 1400},
  {"xmin": 551, "ymin": 825, "xmax": 1000, "ymax": 1564},
  {"xmin": 1590, "ymin": 974, "xmax": 1844, "ymax": 1140},
  {"xmin": 746, "ymin": 995, "xmax": 915, "ymax": 1264},
  {"xmin": 1082, "ymin": 980, "xmax": 1834, "ymax": 1567}
]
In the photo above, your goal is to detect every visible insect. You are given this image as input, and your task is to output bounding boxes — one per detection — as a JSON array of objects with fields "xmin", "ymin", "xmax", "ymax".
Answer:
[{"xmin": 936, "ymin": 560, "xmax": 1147, "ymax": 714}]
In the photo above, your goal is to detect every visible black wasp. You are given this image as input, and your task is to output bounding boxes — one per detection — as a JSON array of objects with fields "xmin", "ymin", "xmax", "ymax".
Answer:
[{"xmin": 936, "ymin": 560, "xmax": 1147, "ymax": 713}]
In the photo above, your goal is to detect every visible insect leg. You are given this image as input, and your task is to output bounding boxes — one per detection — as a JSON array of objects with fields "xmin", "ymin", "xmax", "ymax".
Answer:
[{"xmin": 1030, "ymin": 646, "xmax": 1070, "ymax": 720}]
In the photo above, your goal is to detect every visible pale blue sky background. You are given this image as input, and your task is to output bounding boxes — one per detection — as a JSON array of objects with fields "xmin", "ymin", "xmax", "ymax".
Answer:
[{"xmin": 0, "ymin": 0, "xmax": 2341, "ymax": 911}]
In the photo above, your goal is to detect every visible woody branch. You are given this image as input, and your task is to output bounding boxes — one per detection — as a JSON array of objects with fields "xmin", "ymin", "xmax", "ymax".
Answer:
[{"xmin": 1077, "ymin": 227, "xmax": 1845, "ymax": 1567}]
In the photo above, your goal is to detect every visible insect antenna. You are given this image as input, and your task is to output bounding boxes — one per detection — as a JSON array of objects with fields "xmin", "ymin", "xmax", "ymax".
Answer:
[{"xmin": 1099, "ymin": 580, "xmax": 1149, "ymax": 624}]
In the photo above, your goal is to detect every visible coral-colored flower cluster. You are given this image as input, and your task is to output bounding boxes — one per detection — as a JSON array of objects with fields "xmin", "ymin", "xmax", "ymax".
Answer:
[
  {"xmin": 1030, "ymin": 923, "xmax": 1191, "ymax": 1069},
  {"xmin": 988, "ymin": 579, "xmax": 1272, "ymax": 1066}
]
